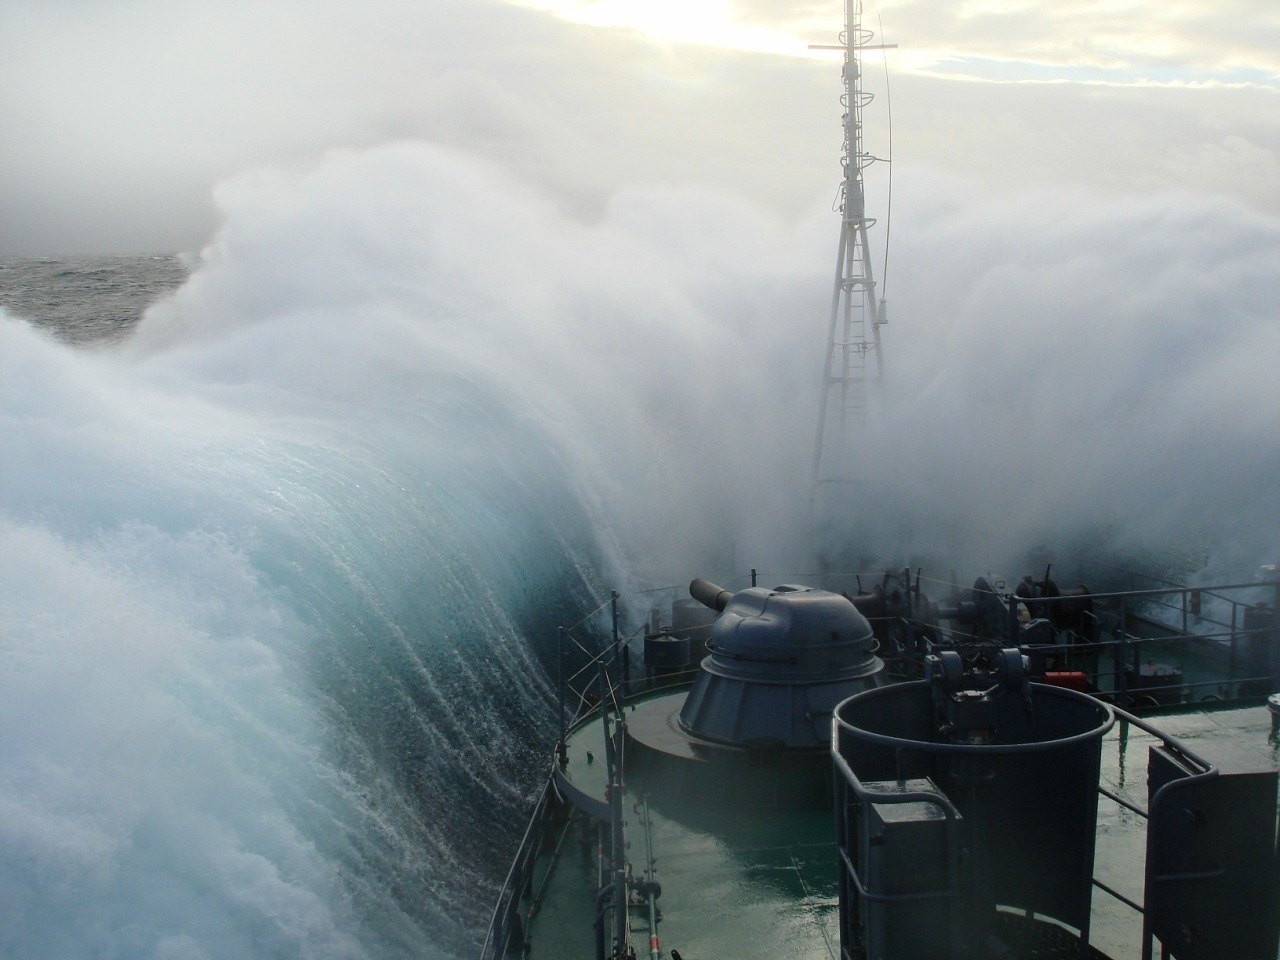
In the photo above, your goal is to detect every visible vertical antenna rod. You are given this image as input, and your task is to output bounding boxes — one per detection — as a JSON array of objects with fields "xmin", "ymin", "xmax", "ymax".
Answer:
[{"xmin": 809, "ymin": 2, "xmax": 896, "ymax": 505}]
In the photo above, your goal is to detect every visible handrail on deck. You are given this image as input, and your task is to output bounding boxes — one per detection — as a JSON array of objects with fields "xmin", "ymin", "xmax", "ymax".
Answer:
[
  {"xmin": 1087, "ymin": 706, "xmax": 1220, "ymax": 960},
  {"xmin": 830, "ymin": 744, "xmax": 966, "ymax": 956},
  {"xmin": 479, "ymin": 773, "xmax": 560, "ymax": 960}
]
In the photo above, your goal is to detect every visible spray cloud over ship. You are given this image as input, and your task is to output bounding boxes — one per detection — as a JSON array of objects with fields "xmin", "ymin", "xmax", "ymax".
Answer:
[
  {"xmin": 3, "ymin": 39, "xmax": 1280, "ymax": 960},
  {"xmin": 830, "ymin": 168, "xmax": 1280, "ymax": 576}
]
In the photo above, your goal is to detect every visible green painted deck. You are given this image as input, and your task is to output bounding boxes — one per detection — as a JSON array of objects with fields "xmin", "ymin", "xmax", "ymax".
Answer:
[{"xmin": 528, "ymin": 700, "xmax": 1279, "ymax": 960}]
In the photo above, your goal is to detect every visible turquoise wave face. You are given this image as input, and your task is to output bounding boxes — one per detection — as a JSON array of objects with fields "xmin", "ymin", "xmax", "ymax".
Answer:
[{"xmin": 0, "ymin": 303, "xmax": 614, "ymax": 959}]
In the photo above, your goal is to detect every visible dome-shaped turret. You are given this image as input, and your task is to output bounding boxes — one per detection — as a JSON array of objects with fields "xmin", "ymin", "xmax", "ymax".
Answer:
[{"xmin": 677, "ymin": 582, "xmax": 884, "ymax": 750}]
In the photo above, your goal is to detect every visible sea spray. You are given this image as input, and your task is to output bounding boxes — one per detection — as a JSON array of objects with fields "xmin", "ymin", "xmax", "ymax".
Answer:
[
  {"xmin": 0, "ymin": 308, "xmax": 590, "ymax": 959},
  {"xmin": 824, "ymin": 170, "xmax": 1280, "ymax": 576},
  {"xmin": 0, "ymin": 152, "xmax": 635, "ymax": 958}
]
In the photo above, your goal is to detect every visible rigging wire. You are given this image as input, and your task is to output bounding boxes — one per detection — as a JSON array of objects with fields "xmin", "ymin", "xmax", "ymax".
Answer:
[
  {"xmin": 562, "ymin": 594, "xmax": 615, "ymax": 634},
  {"xmin": 879, "ymin": 14, "xmax": 894, "ymax": 300}
]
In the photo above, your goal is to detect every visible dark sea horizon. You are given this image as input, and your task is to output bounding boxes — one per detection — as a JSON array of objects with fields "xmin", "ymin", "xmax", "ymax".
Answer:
[{"xmin": 0, "ymin": 254, "xmax": 188, "ymax": 345}]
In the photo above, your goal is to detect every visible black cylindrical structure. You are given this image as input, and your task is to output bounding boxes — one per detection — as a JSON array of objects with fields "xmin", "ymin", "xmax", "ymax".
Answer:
[
  {"xmin": 671, "ymin": 598, "xmax": 716, "ymax": 646},
  {"xmin": 643, "ymin": 633, "xmax": 691, "ymax": 671},
  {"xmin": 832, "ymin": 680, "xmax": 1114, "ymax": 959}
]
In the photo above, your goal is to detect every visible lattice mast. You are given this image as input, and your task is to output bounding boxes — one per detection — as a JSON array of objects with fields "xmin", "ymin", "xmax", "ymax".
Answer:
[{"xmin": 810, "ymin": 1, "xmax": 894, "ymax": 495}]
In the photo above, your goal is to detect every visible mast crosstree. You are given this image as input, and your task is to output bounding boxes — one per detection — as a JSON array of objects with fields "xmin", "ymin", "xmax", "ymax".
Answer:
[{"xmin": 810, "ymin": 1, "xmax": 895, "ymax": 512}]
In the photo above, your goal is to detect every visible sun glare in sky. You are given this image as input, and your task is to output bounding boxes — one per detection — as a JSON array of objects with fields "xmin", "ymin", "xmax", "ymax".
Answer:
[
  {"xmin": 500, "ymin": 0, "xmax": 1280, "ymax": 90},
  {"xmin": 503, "ymin": 0, "xmax": 818, "ymax": 57}
]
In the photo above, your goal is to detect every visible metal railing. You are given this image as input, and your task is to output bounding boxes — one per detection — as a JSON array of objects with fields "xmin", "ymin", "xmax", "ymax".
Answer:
[
  {"xmin": 484, "ymin": 588, "xmax": 699, "ymax": 960},
  {"xmin": 1087, "ymin": 708, "xmax": 1220, "ymax": 960},
  {"xmin": 479, "ymin": 774, "xmax": 562, "ymax": 960},
  {"xmin": 910, "ymin": 576, "xmax": 1280, "ymax": 710},
  {"xmin": 831, "ymin": 740, "xmax": 965, "ymax": 957}
]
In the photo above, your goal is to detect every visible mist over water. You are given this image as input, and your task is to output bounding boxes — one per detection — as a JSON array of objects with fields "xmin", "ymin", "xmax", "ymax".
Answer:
[
  {"xmin": 826, "ymin": 170, "xmax": 1280, "ymax": 584},
  {"xmin": 2, "ymin": 142, "xmax": 1278, "ymax": 958}
]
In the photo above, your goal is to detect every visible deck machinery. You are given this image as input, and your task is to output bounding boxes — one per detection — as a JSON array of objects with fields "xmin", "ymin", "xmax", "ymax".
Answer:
[{"xmin": 483, "ymin": 570, "xmax": 1280, "ymax": 960}]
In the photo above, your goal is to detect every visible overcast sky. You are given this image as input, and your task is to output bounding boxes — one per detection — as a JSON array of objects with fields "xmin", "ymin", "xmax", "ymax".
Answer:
[{"xmin": 1, "ymin": 0, "xmax": 1276, "ymax": 256}]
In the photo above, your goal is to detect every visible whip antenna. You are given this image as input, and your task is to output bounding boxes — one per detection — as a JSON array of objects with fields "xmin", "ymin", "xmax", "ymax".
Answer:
[{"xmin": 879, "ymin": 14, "xmax": 893, "ymax": 303}]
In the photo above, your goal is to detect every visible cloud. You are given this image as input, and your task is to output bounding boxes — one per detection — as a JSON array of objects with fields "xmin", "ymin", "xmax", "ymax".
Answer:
[
  {"xmin": 571, "ymin": 0, "xmax": 1280, "ymax": 87},
  {"xmin": 0, "ymin": 0, "xmax": 839, "ymax": 253},
  {"xmin": 732, "ymin": 0, "xmax": 1280, "ymax": 86},
  {"xmin": 2, "ymin": 0, "xmax": 1277, "ymax": 255}
]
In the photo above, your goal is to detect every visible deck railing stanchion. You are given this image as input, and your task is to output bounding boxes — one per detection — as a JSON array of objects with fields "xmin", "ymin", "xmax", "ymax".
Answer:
[
  {"xmin": 597, "ymin": 661, "xmax": 613, "ymax": 767},
  {"xmin": 1230, "ymin": 605, "xmax": 1239, "ymax": 679},
  {"xmin": 1119, "ymin": 596, "xmax": 1130, "ymax": 704},
  {"xmin": 610, "ymin": 591, "xmax": 627, "ymax": 690},
  {"xmin": 557, "ymin": 627, "xmax": 566, "ymax": 751},
  {"xmin": 1273, "ymin": 580, "xmax": 1280, "ymax": 693}
]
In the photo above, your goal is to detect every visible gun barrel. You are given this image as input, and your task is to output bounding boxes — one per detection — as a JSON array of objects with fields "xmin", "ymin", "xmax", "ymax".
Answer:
[{"xmin": 689, "ymin": 578, "xmax": 733, "ymax": 612}]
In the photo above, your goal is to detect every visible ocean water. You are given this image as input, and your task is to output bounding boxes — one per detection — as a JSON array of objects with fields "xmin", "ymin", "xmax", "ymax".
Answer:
[
  {"xmin": 0, "ymin": 268, "xmax": 603, "ymax": 960},
  {"xmin": 0, "ymin": 256, "xmax": 188, "ymax": 347}
]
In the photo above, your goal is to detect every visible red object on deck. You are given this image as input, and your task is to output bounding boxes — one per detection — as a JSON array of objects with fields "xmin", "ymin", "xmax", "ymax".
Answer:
[{"xmin": 1043, "ymin": 671, "xmax": 1088, "ymax": 692}]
